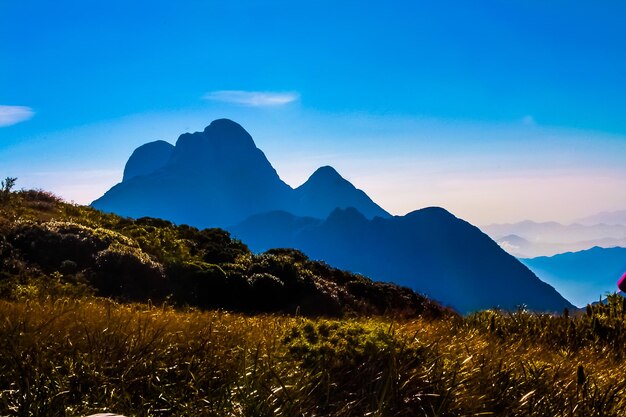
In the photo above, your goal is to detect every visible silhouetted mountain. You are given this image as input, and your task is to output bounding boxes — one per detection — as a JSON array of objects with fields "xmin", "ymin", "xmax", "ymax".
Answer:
[
  {"xmin": 521, "ymin": 247, "xmax": 626, "ymax": 307},
  {"xmin": 483, "ymin": 220, "xmax": 626, "ymax": 257},
  {"xmin": 94, "ymin": 119, "xmax": 294, "ymax": 228},
  {"xmin": 576, "ymin": 210, "xmax": 626, "ymax": 226},
  {"xmin": 122, "ymin": 140, "xmax": 174, "ymax": 182},
  {"xmin": 232, "ymin": 207, "xmax": 574, "ymax": 314},
  {"xmin": 293, "ymin": 166, "xmax": 390, "ymax": 219},
  {"xmin": 93, "ymin": 119, "xmax": 386, "ymax": 227}
]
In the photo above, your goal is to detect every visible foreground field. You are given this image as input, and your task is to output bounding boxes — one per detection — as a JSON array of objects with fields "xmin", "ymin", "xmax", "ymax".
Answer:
[{"xmin": 2, "ymin": 297, "xmax": 626, "ymax": 416}]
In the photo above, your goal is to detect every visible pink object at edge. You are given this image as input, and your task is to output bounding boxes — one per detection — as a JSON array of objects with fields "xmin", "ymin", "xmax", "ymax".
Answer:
[{"xmin": 618, "ymin": 272, "xmax": 626, "ymax": 293}]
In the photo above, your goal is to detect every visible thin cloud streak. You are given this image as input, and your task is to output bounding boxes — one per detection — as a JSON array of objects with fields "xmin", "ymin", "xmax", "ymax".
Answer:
[
  {"xmin": 203, "ymin": 90, "xmax": 299, "ymax": 107},
  {"xmin": 0, "ymin": 105, "xmax": 34, "ymax": 127}
]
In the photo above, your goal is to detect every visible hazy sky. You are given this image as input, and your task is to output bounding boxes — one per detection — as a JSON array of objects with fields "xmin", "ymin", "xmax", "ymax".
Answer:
[{"xmin": 2, "ymin": 0, "xmax": 625, "ymax": 225}]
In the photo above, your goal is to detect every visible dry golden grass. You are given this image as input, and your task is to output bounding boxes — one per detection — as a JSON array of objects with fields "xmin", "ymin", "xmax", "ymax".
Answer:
[{"xmin": 3, "ymin": 298, "xmax": 626, "ymax": 416}]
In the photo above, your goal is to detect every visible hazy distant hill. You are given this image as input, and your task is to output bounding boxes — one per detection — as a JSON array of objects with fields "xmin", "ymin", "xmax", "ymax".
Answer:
[
  {"xmin": 575, "ymin": 210, "xmax": 626, "ymax": 226},
  {"xmin": 482, "ymin": 220, "xmax": 626, "ymax": 257},
  {"xmin": 233, "ymin": 207, "xmax": 574, "ymax": 314},
  {"xmin": 495, "ymin": 234, "xmax": 626, "ymax": 258},
  {"xmin": 521, "ymin": 247, "xmax": 626, "ymax": 307},
  {"xmin": 93, "ymin": 119, "xmax": 388, "ymax": 228}
]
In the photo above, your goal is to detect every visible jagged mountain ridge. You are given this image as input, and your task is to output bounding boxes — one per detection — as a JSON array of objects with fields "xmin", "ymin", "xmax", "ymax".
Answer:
[{"xmin": 92, "ymin": 119, "xmax": 389, "ymax": 228}]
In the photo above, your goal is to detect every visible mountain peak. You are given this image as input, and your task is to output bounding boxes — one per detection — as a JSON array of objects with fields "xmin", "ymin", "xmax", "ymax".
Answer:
[
  {"xmin": 203, "ymin": 118, "xmax": 256, "ymax": 151},
  {"xmin": 302, "ymin": 166, "xmax": 348, "ymax": 189},
  {"xmin": 169, "ymin": 118, "xmax": 262, "ymax": 167},
  {"xmin": 294, "ymin": 166, "xmax": 390, "ymax": 220},
  {"xmin": 122, "ymin": 140, "xmax": 174, "ymax": 182},
  {"xmin": 310, "ymin": 165, "xmax": 342, "ymax": 180},
  {"xmin": 405, "ymin": 206, "xmax": 455, "ymax": 219}
]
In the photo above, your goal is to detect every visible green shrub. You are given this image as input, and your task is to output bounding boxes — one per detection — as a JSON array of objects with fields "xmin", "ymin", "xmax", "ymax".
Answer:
[
  {"xmin": 93, "ymin": 244, "xmax": 165, "ymax": 300},
  {"xmin": 167, "ymin": 261, "xmax": 228, "ymax": 307}
]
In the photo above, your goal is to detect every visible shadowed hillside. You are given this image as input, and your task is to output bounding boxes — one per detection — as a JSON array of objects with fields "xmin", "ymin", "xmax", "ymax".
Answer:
[{"xmin": 0, "ymin": 188, "xmax": 448, "ymax": 318}]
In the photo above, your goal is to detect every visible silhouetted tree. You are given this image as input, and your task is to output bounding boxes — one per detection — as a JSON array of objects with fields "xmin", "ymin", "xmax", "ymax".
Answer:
[{"xmin": 0, "ymin": 177, "xmax": 17, "ymax": 201}]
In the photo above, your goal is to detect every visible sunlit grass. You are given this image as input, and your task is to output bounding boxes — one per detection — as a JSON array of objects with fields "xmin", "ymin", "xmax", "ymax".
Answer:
[{"xmin": 3, "ymin": 297, "xmax": 626, "ymax": 416}]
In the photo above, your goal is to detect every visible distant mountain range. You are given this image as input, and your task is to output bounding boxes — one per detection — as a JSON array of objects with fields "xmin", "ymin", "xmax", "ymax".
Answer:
[
  {"xmin": 92, "ymin": 119, "xmax": 574, "ymax": 313},
  {"xmin": 482, "ymin": 221, "xmax": 626, "ymax": 258},
  {"xmin": 575, "ymin": 210, "xmax": 626, "ymax": 226},
  {"xmin": 521, "ymin": 247, "xmax": 626, "ymax": 307}
]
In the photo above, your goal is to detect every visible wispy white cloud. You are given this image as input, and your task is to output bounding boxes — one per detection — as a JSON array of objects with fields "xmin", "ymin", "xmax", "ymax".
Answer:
[
  {"xmin": 0, "ymin": 105, "xmax": 34, "ymax": 127},
  {"xmin": 203, "ymin": 90, "xmax": 299, "ymax": 107}
]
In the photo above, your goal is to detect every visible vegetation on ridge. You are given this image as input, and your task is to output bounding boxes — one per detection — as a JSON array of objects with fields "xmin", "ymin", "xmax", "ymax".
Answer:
[{"xmin": 0, "ymin": 184, "xmax": 447, "ymax": 318}]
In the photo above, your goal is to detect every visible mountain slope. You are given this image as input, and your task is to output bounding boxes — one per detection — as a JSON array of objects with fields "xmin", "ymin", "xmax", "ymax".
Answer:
[
  {"xmin": 232, "ymin": 207, "xmax": 574, "ymax": 314},
  {"xmin": 521, "ymin": 247, "xmax": 626, "ymax": 307},
  {"xmin": 93, "ymin": 119, "xmax": 387, "ymax": 227}
]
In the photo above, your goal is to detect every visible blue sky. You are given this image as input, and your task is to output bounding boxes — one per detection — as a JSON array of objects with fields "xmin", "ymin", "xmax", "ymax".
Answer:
[{"xmin": 1, "ymin": 0, "xmax": 626, "ymax": 224}]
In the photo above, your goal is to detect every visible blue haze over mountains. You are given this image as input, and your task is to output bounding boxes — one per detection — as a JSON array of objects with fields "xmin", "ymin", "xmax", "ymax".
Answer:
[
  {"xmin": 483, "ymin": 218, "xmax": 626, "ymax": 307},
  {"xmin": 520, "ymin": 247, "xmax": 626, "ymax": 308},
  {"xmin": 92, "ymin": 119, "xmax": 574, "ymax": 314},
  {"xmin": 483, "ymin": 221, "xmax": 626, "ymax": 258}
]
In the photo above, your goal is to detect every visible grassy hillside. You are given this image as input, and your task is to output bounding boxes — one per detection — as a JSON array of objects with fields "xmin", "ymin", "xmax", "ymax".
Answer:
[{"xmin": 4, "ymin": 187, "xmax": 626, "ymax": 416}]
